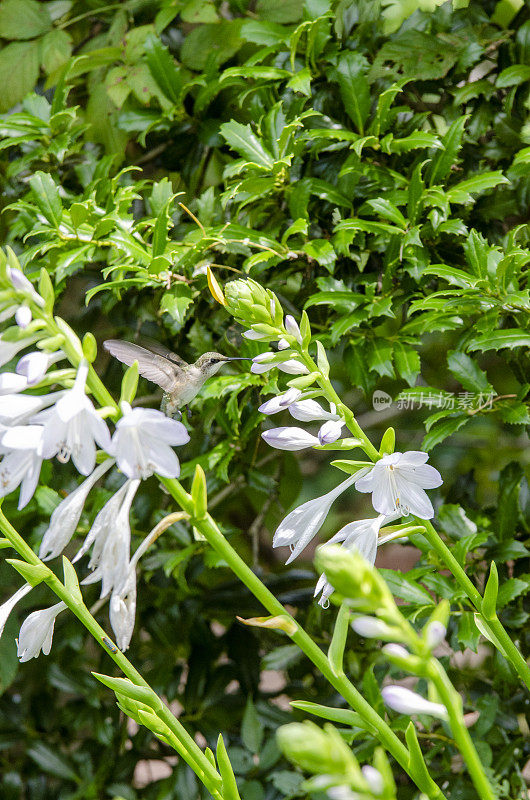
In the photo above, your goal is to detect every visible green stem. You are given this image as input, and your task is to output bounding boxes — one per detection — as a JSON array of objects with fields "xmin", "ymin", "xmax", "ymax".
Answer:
[
  {"xmin": 0, "ymin": 510, "xmax": 223, "ymax": 799},
  {"xmin": 428, "ymin": 659, "xmax": 498, "ymax": 800},
  {"xmin": 161, "ymin": 478, "xmax": 446, "ymax": 800}
]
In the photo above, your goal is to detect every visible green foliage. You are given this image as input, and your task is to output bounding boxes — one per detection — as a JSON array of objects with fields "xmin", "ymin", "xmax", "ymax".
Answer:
[{"xmin": 0, "ymin": 0, "xmax": 529, "ymax": 798}]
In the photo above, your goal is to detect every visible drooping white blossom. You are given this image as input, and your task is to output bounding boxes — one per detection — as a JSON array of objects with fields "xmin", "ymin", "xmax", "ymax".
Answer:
[
  {"xmin": 109, "ymin": 402, "xmax": 190, "ymax": 479},
  {"xmin": 0, "ymin": 390, "xmax": 64, "ymax": 426},
  {"xmin": 17, "ymin": 351, "xmax": 63, "ymax": 385},
  {"xmin": 0, "ymin": 583, "xmax": 32, "ymax": 639},
  {"xmin": 17, "ymin": 601, "xmax": 67, "ymax": 661},
  {"xmin": 284, "ymin": 315, "xmax": 303, "ymax": 344},
  {"xmin": 351, "ymin": 616, "xmax": 395, "ymax": 638},
  {"xmin": 39, "ymin": 459, "xmax": 115, "ymax": 561},
  {"xmin": 314, "ymin": 514, "xmax": 394, "ymax": 607},
  {"xmin": 109, "ymin": 569, "xmax": 136, "ymax": 651},
  {"xmin": 8, "ymin": 267, "xmax": 45, "ymax": 306},
  {"xmin": 77, "ymin": 479, "xmax": 140, "ymax": 598},
  {"xmin": 361, "ymin": 766, "xmax": 384, "ymax": 796},
  {"xmin": 354, "ymin": 451, "xmax": 442, "ymax": 519},
  {"xmin": 258, "ymin": 388, "xmax": 302, "ymax": 415},
  {"xmin": 273, "ymin": 475, "xmax": 357, "ymax": 564},
  {"xmin": 381, "ymin": 685, "xmax": 448, "ymax": 720},
  {"xmin": 15, "ymin": 305, "xmax": 32, "ymax": 329},
  {"xmin": 35, "ymin": 361, "xmax": 111, "ymax": 476},
  {"xmin": 425, "ymin": 620, "xmax": 447, "ymax": 648},
  {"xmin": 0, "ymin": 425, "xmax": 45, "ymax": 508},
  {"xmin": 318, "ymin": 418, "xmax": 345, "ymax": 445},
  {"xmin": 251, "ymin": 353, "xmax": 309, "ymax": 375},
  {"xmin": 288, "ymin": 399, "xmax": 339, "ymax": 422},
  {"xmin": 0, "ymin": 332, "xmax": 39, "ymax": 369},
  {"xmin": 262, "ymin": 426, "xmax": 320, "ymax": 451},
  {"xmin": 0, "ymin": 373, "xmax": 29, "ymax": 395}
]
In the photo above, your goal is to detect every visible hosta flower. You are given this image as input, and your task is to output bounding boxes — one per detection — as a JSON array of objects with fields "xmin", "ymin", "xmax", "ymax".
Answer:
[
  {"xmin": 0, "ymin": 583, "xmax": 32, "ymax": 638},
  {"xmin": 17, "ymin": 351, "xmax": 63, "ymax": 385},
  {"xmin": 318, "ymin": 418, "xmax": 345, "ymax": 445},
  {"xmin": 17, "ymin": 601, "xmax": 67, "ymax": 661},
  {"xmin": 258, "ymin": 388, "xmax": 302, "ymax": 415},
  {"xmin": 0, "ymin": 390, "xmax": 64, "ymax": 426},
  {"xmin": 39, "ymin": 459, "xmax": 115, "ymax": 561},
  {"xmin": 0, "ymin": 425, "xmax": 44, "ymax": 508},
  {"xmin": 0, "ymin": 332, "xmax": 39, "ymax": 369},
  {"xmin": 262, "ymin": 426, "xmax": 320, "ymax": 451},
  {"xmin": 351, "ymin": 616, "xmax": 395, "ymax": 638},
  {"xmin": 361, "ymin": 766, "xmax": 384, "ymax": 795},
  {"xmin": 110, "ymin": 570, "xmax": 136, "ymax": 651},
  {"xmin": 381, "ymin": 685, "xmax": 448, "ymax": 720},
  {"xmin": 109, "ymin": 402, "xmax": 190, "ymax": 479},
  {"xmin": 8, "ymin": 267, "xmax": 45, "ymax": 306},
  {"xmin": 313, "ymin": 514, "xmax": 396, "ymax": 608},
  {"xmin": 251, "ymin": 353, "xmax": 309, "ymax": 375},
  {"xmin": 355, "ymin": 451, "xmax": 442, "ymax": 519},
  {"xmin": 284, "ymin": 315, "xmax": 303, "ymax": 344},
  {"xmin": 35, "ymin": 361, "xmax": 111, "ymax": 476},
  {"xmin": 273, "ymin": 475, "xmax": 357, "ymax": 564},
  {"xmin": 76, "ymin": 478, "xmax": 140, "ymax": 598},
  {"xmin": 15, "ymin": 305, "xmax": 32, "ymax": 329},
  {"xmin": 0, "ymin": 373, "xmax": 29, "ymax": 395}
]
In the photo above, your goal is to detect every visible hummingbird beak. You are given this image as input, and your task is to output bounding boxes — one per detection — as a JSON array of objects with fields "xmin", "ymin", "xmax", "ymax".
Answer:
[{"xmin": 222, "ymin": 357, "xmax": 253, "ymax": 361}]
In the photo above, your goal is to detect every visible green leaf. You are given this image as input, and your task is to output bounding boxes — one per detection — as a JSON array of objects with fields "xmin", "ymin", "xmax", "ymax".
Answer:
[
  {"xmin": 217, "ymin": 735, "xmax": 241, "ymax": 800},
  {"xmin": 481, "ymin": 562, "xmax": 499, "ymax": 620},
  {"xmin": 0, "ymin": 0, "xmax": 52, "ymax": 39},
  {"xmin": 180, "ymin": 20, "xmax": 242, "ymax": 70},
  {"xmin": 241, "ymin": 697, "xmax": 264, "ymax": 754},
  {"xmin": 40, "ymin": 29, "xmax": 72, "ymax": 74},
  {"xmin": 387, "ymin": 131, "xmax": 442, "ymax": 152},
  {"xmin": 370, "ymin": 31, "xmax": 461, "ymax": 83},
  {"xmin": 427, "ymin": 115, "xmax": 468, "ymax": 186},
  {"xmin": 0, "ymin": 41, "xmax": 40, "ymax": 112},
  {"xmin": 393, "ymin": 343, "xmax": 420, "ymax": 386},
  {"xmin": 367, "ymin": 339, "xmax": 394, "ymax": 379},
  {"xmin": 497, "ymin": 63, "xmax": 530, "ymax": 87},
  {"xmin": 457, "ymin": 612, "xmax": 481, "ymax": 651},
  {"xmin": 335, "ymin": 52, "xmax": 370, "ymax": 134},
  {"xmin": 497, "ymin": 577, "xmax": 530, "ymax": 609},
  {"xmin": 447, "ymin": 351, "xmax": 493, "ymax": 393},
  {"xmin": 290, "ymin": 701, "xmax": 372, "ymax": 730},
  {"xmin": 27, "ymin": 742, "xmax": 80, "ymax": 783},
  {"xmin": 421, "ymin": 415, "xmax": 470, "ymax": 450},
  {"xmin": 144, "ymin": 34, "xmax": 184, "ymax": 104},
  {"xmin": 495, "ymin": 462, "xmax": 523, "ymax": 541},
  {"xmin": 446, "ymin": 171, "xmax": 510, "ymax": 204},
  {"xmin": 220, "ymin": 121, "xmax": 274, "ymax": 169},
  {"xmin": 302, "ymin": 239, "xmax": 336, "ymax": 270},
  {"xmin": 28, "ymin": 171, "xmax": 62, "ymax": 226},
  {"xmin": 467, "ymin": 329, "xmax": 530, "ymax": 352},
  {"xmin": 378, "ymin": 570, "xmax": 435, "ymax": 605},
  {"xmin": 256, "ymin": 0, "xmax": 304, "ymax": 23},
  {"xmin": 366, "ymin": 198, "xmax": 406, "ymax": 228}
]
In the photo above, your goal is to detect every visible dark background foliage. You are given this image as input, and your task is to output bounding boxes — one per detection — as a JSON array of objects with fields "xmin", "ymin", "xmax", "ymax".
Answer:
[{"xmin": 0, "ymin": 0, "xmax": 529, "ymax": 797}]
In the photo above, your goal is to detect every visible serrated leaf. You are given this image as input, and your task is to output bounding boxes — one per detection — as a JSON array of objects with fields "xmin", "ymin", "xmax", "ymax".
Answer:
[
  {"xmin": 421, "ymin": 416, "xmax": 470, "ymax": 450},
  {"xmin": 0, "ymin": 0, "xmax": 52, "ymax": 39},
  {"xmin": 467, "ymin": 329, "xmax": 530, "ymax": 352},
  {"xmin": 335, "ymin": 52, "xmax": 370, "ymax": 134},
  {"xmin": 394, "ymin": 343, "xmax": 420, "ymax": 387},
  {"xmin": 447, "ymin": 351, "xmax": 492, "ymax": 393},
  {"xmin": 220, "ymin": 121, "xmax": 274, "ymax": 169}
]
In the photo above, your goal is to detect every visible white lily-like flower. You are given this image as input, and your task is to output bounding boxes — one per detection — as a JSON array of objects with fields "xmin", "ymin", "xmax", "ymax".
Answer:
[
  {"xmin": 242, "ymin": 328, "xmax": 269, "ymax": 341},
  {"xmin": 277, "ymin": 338, "xmax": 290, "ymax": 350},
  {"xmin": 314, "ymin": 514, "xmax": 395, "ymax": 607},
  {"xmin": 0, "ymin": 425, "xmax": 44, "ymax": 508},
  {"xmin": 251, "ymin": 353, "xmax": 309, "ymax": 375},
  {"xmin": 0, "ymin": 390, "xmax": 64, "ymax": 426},
  {"xmin": 39, "ymin": 459, "xmax": 115, "ymax": 561},
  {"xmin": 0, "ymin": 373, "xmax": 29, "ymax": 395},
  {"xmin": 262, "ymin": 426, "xmax": 320, "ymax": 451},
  {"xmin": 109, "ymin": 402, "xmax": 190, "ymax": 479},
  {"xmin": 355, "ymin": 451, "xmax": 442, "ymax": 519},
  {"xmin": 0, "ymin": 583, "xmax": 32, "ymax": 638},
  {"xmin": 17, "ymin": 601, "xmax": 67, "ymax": 661},
  {"xmin": 273, "ymin": 475, "xmax": 357, "ymax": 564},
  {"xmin": 258, "ymin": 388, "xmax": 302, "ymax": 415},
  {"xmin": 8, "ymin": 267, "xmax": 45, "ymax": 306},
  {"xmin": 15, "ymin": 305, "xmax": 32, "ymax": 329},
  {"xmin": 35, "ymin": 361, "xmax": 111, "ymax": 476},
  {"xmin": 351, "ymin": 616, "xmax": 395, "ymax": 638},
  {"xmin": 284, "ymin": 315, "xmax": 303, "ymax": 344},
  {"xmin": 381, "ymin": 685, "xmax": 448, "ymax": 720},
  {"xmin": 77, "ymin": 478, "xmax": 140, "ymax": 598},
  {"xmin": 0, "ymin": 332, "xmax": 39, "ymax": 369},
  {"xmin": 110, "ymin": 569, "xmax": 136, "ymax": 651},
  {"xmin": 318, "ymin": 418, "xmax": 345, "ymax": 445},
  {"xmin": 288, "ymin": 399, "xmax": 339, "ymax": 422},
  {"xmin": 17, "ymin": 351, "xmax": 63, "ymax": 385}
]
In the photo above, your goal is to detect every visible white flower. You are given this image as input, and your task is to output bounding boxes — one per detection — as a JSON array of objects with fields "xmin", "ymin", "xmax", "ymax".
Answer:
[
  {"xmin": 314, "ymin": 514, "xmax": 394, "ymax": 607},
  {"xmin": 277, "ymin": 338, "xmax": 290, "ymax": 350},
  {"xmin": 0, "ymin": 373, "xmax": 29, "ymax": 395},
  {"xmin": 0, "ymin": 332, "xmax": 39, "ymax": 369},
  {"xmin": 284, "ymin": 315, "xmax": 303, "ymax": 344},
  {"xmin": 39, "ymin": 459, "xmax": 115, "ymax": 561},
  {"xmin": 425, "ymin": 620, "xmax": 446, "ymax": 648},
  {"xmin": 258, "ymin": 388, "xmax": 302, "ymax": 415},
  {"xmin": 109, "ymin": 402, "xmax": 190, "ymax": 480},
  {"xmin": 76, "ymin": 478, "xmax": 140, "ymax": 598},
  {"xmin": 381, "ymin": 685, "xmax": 448, "ymax": 720},
  {"xmin": 110, "ymin": 569, "xmax": 136, "ymax": 651},
  {"xmin": 15, "ymin": 305, "xmax": 32, "ymax": 329},
  {"xmin": 383, "ymin": 643, "xmax": 410, "ymax": 659},
  {"xmin": 17, "ymin": 601, "xmax": 67, "ymax": 661},
  {"xmin": 262, "ymin": 426, "xmax": 320, "ymax": 451},
  {"xmin": 251, "ymin": 353, "xmax": 309, "ymax": 375},
  {"xmin": 273, "ymin": 475, "xmax": 357, "ymax": 564},
  {"xmin": 0, "ymin": 425, "xmax": 44, "ymax": 508},
  {"xmin": 35, "ymin": 361, "xmax": 111, "ymax": 476},
  {"xmin": 318, "ymin": 418, "xmax": 345, "ymax": 445},
  {"xmin": 361, "ymin": 766, "xmax": 384, "ymax": 795},
  {"xmin": 17, "ymin": 351, "xmax": 63, "ymax": 385},
  {"xmin": 242, "ymin": 329, "xmax": 269, "ymax": 341},
  {"xmin": 0, "ymin": 583, "xmax": 32, "ymax": 638},
  {"xmin": 8, "ymin": 267, "xmax": 45, "ymax": 306},
  {"xmin": 288, "ymin": 399, "xmax": 338, "ymax": 422},
  {"xmin": 354, "ymin": 451, "xmax": 442, "ymax": 520},
  {"xmin": 351, "ymin": 616, "xmax": 394, "ymax": 638},
  {"xmin": 0, "ymin": 390, "xmax": 64, "ymax": 426}
]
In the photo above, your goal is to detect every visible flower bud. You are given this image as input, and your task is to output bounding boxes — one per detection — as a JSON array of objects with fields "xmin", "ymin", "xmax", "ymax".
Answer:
[
  {"xmin": 381, "ymin": 685, "xmax": 448, "ymax": 720},
  {"xmin": 284, "ymin": 315, "xmax": 303, "ymax": 345},
  {"xmin": 262, "ymin": 427, "xmax": 320, "ymax": 451},
  {"xmin": 276, "ymin": 721, "xmax": 358, "ymax": 775},
  {"xmin": 318, "ymin": 419, "xmax": 344, "ymax": 444},
  {"xmin": 361, "ymin": 765, "xmax": 384, "ymax": 795},
  {"xmin": 351, "ymin": 615, "xmax": 395, "ymax": 639},
  {"xmin": 425, "ymin": 620, "xmax": 446, "ymax": 649}
]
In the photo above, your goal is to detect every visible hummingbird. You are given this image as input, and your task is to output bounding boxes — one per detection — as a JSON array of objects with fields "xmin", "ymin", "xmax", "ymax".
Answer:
[{"xmin": 103, "ymin": 339, "xmax": 251, "ymax": 418}]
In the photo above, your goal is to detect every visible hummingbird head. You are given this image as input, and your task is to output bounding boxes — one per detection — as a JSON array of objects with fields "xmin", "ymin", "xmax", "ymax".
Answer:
[{"xmin": 195, "ymin": 352, "xmax": 252, "ymax": 378}]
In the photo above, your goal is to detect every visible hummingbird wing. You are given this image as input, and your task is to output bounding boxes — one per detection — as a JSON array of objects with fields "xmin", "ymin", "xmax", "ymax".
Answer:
[
  {"xmin": 103, "ymin": 340, "xmax": 184, "ymax": 392},
  {"xmin": 134, "ymin": 337, "xmax": 188, "ymax": 368}
]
